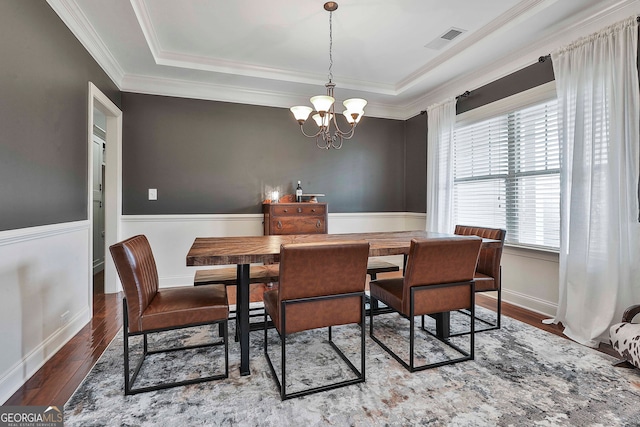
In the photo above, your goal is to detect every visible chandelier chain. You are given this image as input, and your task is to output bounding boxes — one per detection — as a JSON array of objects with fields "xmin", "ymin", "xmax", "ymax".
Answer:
[{"xmin": 328, "ymin": 11, "xmax": 333, "ymax": 82}]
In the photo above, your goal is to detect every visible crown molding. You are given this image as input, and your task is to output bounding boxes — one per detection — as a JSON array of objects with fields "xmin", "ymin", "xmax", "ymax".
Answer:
[
  {"xmin": 47, "ymin": 0, "xmax": 125, "ymax": 87},
  {"xmin": 120, "ymin": 73, "xmax": 407, "ymax": 119}
]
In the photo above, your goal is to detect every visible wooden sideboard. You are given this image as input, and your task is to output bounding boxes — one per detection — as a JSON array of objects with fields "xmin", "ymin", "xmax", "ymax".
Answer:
[{"xmin": 263, "ymin": 203, "xmax": 327, "ymax": 235}]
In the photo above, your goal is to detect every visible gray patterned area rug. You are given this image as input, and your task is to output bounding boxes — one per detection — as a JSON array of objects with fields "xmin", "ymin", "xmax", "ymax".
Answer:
[{"xmin": 65, "ymin": 309, "xmax": 640, "ymax": 426}]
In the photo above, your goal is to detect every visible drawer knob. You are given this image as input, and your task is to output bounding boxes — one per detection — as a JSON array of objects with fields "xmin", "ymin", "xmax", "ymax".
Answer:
[
  {"xmin": 297, "ymin": 207, "xmax": 302, "ymax": 213},
  {"xmin": 277, "ymin": 221, "xmax": 282, "ymax": 229},
  {"xmin": 311, "ymin": 209, "xmax": 316, "ymax": 212},
  {"xmin": 283, "ymin": 209, "xmax": 288, "ymax": 213},
  {"xmin": 316, "ymin": 219, "xmax": 321, "ymax": 228}
]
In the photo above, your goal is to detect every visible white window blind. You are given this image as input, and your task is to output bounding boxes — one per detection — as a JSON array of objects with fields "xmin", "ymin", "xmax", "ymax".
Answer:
[{"xmin": 453, "ymin": 99, "xmax": 560, "ymax": 250}]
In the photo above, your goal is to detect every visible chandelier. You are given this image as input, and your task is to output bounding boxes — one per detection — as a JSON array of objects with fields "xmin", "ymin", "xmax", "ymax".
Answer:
[{"xmin": 290, "ymin": 2, "xmax": 367, "ymax": 150}]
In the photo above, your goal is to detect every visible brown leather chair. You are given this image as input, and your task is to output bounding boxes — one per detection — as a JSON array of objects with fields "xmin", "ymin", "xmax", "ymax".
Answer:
[
  {"xmin": 369, "ymin": 237, "xmax": 482, "ymax": 372},
  {"xmin": 453, "ymin": 225, "xmax": 506, "ymax": 334},
  {"xmin": 195, "ymin": 258, "xmax": 395, "ymax": 333},
  {"xmin": 110, "ymin": 235, "xmax": 229, "ymax": 395},
  {"xmin": 263, "ymin": 240, "xmax": 370, "ymax": 400}
]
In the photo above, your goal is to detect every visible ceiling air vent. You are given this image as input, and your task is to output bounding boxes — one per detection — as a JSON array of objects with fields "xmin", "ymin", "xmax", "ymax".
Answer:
[{"xmin": 424, "ymin": 27, "xmax": 466, "ymax": 50}]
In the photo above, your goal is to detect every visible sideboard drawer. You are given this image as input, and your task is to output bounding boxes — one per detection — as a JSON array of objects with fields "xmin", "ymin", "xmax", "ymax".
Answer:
[
  {"xmin": 263, "ymin": 203, "xmax": 328, "ymax": 235},
  {"xmin": 270, "ymin": 204, "xmax": 326, "ymax": 216},
  {"xmin": 269, "ymin": 216, "xmax": 326, "ymax": 235}
]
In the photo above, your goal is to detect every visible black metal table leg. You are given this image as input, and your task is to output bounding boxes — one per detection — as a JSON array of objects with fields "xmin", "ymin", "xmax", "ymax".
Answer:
[
  {"xmin": 432, "ymin": 312, "xmax": 451, "ymax": 338},
  {"xmin": 237, "ymin": 264, "xmax": 251, "ymax": 376}
]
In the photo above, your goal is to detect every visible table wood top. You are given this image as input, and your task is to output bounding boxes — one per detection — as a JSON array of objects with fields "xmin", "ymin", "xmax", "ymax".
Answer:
[{"xmin": 186, "ymin": 230, "xmax": 500, "ymax": 266}]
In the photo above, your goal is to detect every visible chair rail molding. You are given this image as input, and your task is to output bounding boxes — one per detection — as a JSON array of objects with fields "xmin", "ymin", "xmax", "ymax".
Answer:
[{"xmin": 0, "ymin": 220, "xmax": 89, "ymax": 246}]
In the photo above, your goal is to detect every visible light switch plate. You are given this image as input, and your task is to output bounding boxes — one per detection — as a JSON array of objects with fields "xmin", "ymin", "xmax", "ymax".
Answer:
[{"xmin": 148, "ymin": 188, "xmax": 157, "ymax": 200}]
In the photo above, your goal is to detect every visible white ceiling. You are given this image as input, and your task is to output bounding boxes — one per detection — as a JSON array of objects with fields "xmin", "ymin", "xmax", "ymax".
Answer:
[{"xmin": 49, "ymin": 0, "xmax": 640, "ymax": 119}]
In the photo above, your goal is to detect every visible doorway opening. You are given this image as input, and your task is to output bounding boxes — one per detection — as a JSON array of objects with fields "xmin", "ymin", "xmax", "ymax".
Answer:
[
  {"xmin": 92, "ymin": 109, "xmax": 106, "ymax": 295},
  {"xmin": 88, "ymin": 82, "xmax": 123, "ymax": 312}
]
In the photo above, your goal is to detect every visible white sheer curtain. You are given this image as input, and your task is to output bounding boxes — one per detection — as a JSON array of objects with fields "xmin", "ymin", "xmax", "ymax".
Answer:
[
  {"xmin": 550, "ymin": 16, "xmax": 640, "ymax": 347},
  {"xmin": 426, "ymin": 97, "xmax": 457, "ymax": 233}
]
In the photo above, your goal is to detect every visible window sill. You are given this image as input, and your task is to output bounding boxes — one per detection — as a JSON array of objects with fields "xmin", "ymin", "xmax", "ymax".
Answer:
[{"xmin": 504, "ymin": 244, "xmax": 559, "ymax": 262}]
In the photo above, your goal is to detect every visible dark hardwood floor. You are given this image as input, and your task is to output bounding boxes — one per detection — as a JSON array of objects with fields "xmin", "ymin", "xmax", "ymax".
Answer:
[{"xmin": 3, "ymin": 271, "xmax": 620, "ymax": 406}]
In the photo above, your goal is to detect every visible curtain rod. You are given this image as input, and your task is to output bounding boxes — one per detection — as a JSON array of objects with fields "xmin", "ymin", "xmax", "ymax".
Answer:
[
  {"xmin": 456, "ymin": 90, "xmax": 471, "ymax": 100},
  {"xmin": 538, "ymin": 17, "xmax": 639, "ymax": 61},
  {"xmin": 419, "ymin": 89, "xmax": 471, "ymax": 114}
]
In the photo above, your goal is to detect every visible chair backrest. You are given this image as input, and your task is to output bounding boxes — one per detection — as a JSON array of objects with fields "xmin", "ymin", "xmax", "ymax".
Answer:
[
  {"xmin": 277, "ymin": 241, "xmax": 369, "ymax": 333},
  {"xmin": 278, "ymin": 240, "xmax": 370, "ymax": 302},
  {"xmin": 454, "ymin": 225, "xmax": 506, "ymax": 289},
  {"xmin": 109, "ymin": 235, "xmax": 159, "ymax": 332},
  {"xmin": 402, "ymin": 237, "xmax": 482, "ymax": 314}
]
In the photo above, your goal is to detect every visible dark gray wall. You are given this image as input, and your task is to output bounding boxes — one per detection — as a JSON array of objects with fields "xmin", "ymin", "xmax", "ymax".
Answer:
[
  {"xmin": 0, "ymin": 1, "xmax": 121, "ymax": 232},
  {"xmin": 122, "ymin": 93, "xmax": 405, "ymax": 214},
  {"xmin": 404, "ymin": 113, "xmax": 427, "ymax": 213},
  {"xmin": 0, "ymin": 1, "xmax": 561, "ymax": 226}
]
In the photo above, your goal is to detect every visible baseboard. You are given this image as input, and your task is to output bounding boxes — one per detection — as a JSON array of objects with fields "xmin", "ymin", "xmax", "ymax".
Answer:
[
  {"xmin": 0, "ymin": 306, "xmax": 91, "ymax": 404},
  {"xmin": 502, "ymin": 288, "xmax": 557, "ymax": 318},
  {"xmin": 92, "ymin": 260, "xmax": 105, "ymax": 275}
]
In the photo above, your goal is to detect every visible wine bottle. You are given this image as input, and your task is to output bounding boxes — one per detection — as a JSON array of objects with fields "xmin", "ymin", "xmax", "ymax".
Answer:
[{"xmin": 296, "ymin": 181, "xmax": 302, "ymax": 203}]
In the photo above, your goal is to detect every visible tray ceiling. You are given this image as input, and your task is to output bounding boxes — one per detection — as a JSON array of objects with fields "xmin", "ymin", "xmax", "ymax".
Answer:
[{"xmin": 48, "ymin": 0, "xmax": 638, "ymax": 119}]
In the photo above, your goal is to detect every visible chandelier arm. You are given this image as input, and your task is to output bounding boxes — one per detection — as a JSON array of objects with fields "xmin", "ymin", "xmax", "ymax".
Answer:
[
  {"xmin": 338, "ymin": 128, "xmax": 356, "ymax": 140},
  {"xmin": 316, "ymin": 135, "xmax": 331, "ymax": 149},
  {"xmin": 299, "ymin": 124, "xmax": 324, "ymax": 139},
  {"xmin": 327, "ymin": 113, "xmax": 356, "ymax": 138},
  {"xmin": 331, "ymin": 134, "xmax": 344, "ymax": 149}
]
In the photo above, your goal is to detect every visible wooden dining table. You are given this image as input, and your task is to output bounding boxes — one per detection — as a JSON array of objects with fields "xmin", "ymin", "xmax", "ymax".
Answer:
[{"xmin": 186, "ymin": 230, "xmax": 500, "ymax": 376}]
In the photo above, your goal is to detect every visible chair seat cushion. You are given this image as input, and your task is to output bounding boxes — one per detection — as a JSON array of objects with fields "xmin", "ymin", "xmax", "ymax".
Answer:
[
  {"xmin": 610, "ymin": 322, "xmax": 640, "ymax": 368},
  {"xmin": 474, "ymin": 272, "xmax": 496, "ymax": 292},
  {"xmin": 371, "ymin": 276, "xmax": 472, "ymax": 316},
  {"xmin": 140, "ymin": 284, "xmax": 228, "ymax": 332},
  {"xmin": 369, "ymin": 278, "xmax": 404, "ymax": 313}
]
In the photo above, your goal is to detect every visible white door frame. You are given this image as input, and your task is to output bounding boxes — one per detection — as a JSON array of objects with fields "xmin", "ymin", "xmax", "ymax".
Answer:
[{"xmin": 88, "ymin": 82, "xmax": 123, "ymax": 299}]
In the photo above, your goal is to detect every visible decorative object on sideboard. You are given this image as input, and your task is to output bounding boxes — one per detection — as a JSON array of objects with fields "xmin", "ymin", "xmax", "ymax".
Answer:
[
  {"xmin": 289, "ymin": 2, "xmax": 366, "ymax": 150},
  {"xmin": 302, "ymin": 194, "xmax": 325, "ymax": 203},
  {"xmin": 295, "ymin": 181, "xmax": 303, "ymax": 202},
  {"xmin": 263, "ymin": 194, "xmax": 296, "ymax": 204}
]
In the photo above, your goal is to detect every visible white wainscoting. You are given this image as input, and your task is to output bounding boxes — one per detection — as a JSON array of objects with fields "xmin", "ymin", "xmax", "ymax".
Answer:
[
  {"xmin": 0, "ymin": 221, "xmax": 92, "ymax": 404},
  {"xmin": 120, "ymin": 212, "xmax": 560, "ymax": 319},
  {"xmin": 120, "ymin": 212, "xmax": 425, "ymax": 288},
  {"xmin": 501, "ymin": 246, "xmax": 559, "ymax": 317}
]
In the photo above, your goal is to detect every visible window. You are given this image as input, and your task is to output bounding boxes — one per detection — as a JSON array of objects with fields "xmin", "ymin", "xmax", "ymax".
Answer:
[{"xmin": 452, "ymin": 94, "xmax": 560, "ymax": 250}]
